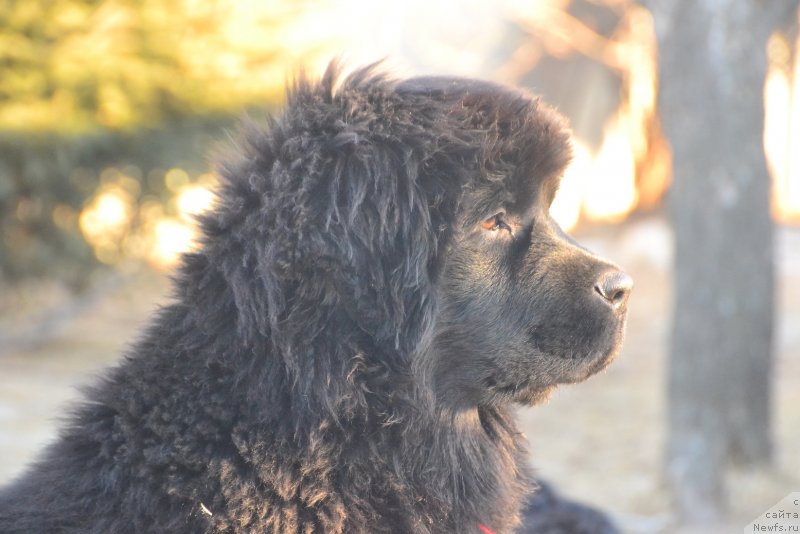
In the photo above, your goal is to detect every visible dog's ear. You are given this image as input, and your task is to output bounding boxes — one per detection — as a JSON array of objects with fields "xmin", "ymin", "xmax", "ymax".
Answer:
[
  {"xmin": 307, "ymin": 137, "xmax": 440, "ymax": 354},
  {"xmin": 205, "ymin": 66, "xmax": 460, "ymax": 358}
]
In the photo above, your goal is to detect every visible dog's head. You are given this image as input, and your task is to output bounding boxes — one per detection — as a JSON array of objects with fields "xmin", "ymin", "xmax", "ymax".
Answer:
[
  {"xmin": 398, "ymin": 77, "xmax": 632, "ymax": 408},
  {"xmin": 206, "ymin": 65, "xmax": 630, "ymax": 407}
]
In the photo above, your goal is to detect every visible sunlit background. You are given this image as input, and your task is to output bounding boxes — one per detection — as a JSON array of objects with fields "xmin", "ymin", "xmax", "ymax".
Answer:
[
  {"xmin": 2, "ymin": 2, "xmax": 800, "ymax": 532},
  {"xmin": 3, "ymin": 0, "xmax": 798, "ymax": 275}
]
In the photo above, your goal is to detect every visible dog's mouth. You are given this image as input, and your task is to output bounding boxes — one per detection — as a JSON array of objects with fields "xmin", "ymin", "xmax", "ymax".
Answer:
[
  {"xmin": 489, "ymin": 351, "xmax": 615, "ymax": 406},
  {"xmin": 494, "ymin": 316, "xmax": 627, "ymax": 405},
  {"xmin": 527, "ymin": 311, "xmax": 625, "ymax": 364},
  {"xmin": 491, "ymin": 381, "xmax": 558, "ymax": 405},
  {"xmin": 559, "ymin": 344, "xmax": 621, "ymax": 384},
  {"xmin": 561, "ymin": 315, "xmax": 627, "ymax": 382},
  {"xmin": 497, "ymin": 351, "xmax": 616, "ymax": 403}
]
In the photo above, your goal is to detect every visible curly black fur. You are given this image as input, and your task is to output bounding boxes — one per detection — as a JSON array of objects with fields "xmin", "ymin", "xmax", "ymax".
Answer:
[{"xmin": 0, "ymin": 64, "xmax": 630, "ymax": 533}]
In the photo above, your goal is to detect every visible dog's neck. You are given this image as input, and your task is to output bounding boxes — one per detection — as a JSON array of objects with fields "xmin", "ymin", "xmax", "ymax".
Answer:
[{"xmin": 167, "ymin": 255, "xmax": 533, "ymax": 532}]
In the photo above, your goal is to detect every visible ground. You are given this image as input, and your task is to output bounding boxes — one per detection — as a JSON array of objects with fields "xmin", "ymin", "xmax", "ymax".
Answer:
[{"xmin": 1, "ymin": 215, "xmax": 798, "ymax": 534}]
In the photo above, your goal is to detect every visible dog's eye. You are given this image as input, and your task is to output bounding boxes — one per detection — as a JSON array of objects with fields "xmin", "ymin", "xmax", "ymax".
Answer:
[{"xmin": 480, "ymin": 213, "xmax": 513, "ymax": 235}]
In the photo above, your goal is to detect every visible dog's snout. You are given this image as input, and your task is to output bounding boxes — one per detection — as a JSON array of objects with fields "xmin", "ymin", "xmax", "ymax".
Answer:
[{"xmin": 594, "ymin": 270, "xmax": 633, "ymax": 310}]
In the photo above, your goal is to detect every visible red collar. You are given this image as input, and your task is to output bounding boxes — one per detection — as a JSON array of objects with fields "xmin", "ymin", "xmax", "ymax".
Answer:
[{"xmin": 478, "ymin": 524, "xmax": 495, "ymax": 534}]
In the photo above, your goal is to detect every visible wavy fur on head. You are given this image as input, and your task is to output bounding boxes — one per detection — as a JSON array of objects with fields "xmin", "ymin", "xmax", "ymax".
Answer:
[{"xmin": 0, "ymin": 63, "xmax": 629, "ymax": 533}]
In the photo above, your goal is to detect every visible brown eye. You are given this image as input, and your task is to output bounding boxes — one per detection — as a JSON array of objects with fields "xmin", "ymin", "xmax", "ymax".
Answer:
[{"xmin": 480, "ymin": 213, "xmax": 513, "ymax": 234}]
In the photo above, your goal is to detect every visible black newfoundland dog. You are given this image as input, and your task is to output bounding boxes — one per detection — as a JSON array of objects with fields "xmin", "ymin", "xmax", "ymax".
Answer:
[{"xmin": 0, "ymin": 65, "xmax": 631, "ymax": 533}]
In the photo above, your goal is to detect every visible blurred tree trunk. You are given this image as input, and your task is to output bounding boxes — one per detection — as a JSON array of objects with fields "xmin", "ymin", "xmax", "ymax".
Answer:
[{"xmin": 642, "ymin": 0, "xmax": 798, "ymax": 523}]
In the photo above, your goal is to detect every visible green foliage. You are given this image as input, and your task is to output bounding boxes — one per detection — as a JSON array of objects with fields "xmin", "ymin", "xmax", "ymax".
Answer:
[
  {"xmin": 0, "ymin": 0, "xmax": 302, "ymax": 132},
  {"xmin": 0, "ymin": 0, "xmax": 319, "ymax": 284}
]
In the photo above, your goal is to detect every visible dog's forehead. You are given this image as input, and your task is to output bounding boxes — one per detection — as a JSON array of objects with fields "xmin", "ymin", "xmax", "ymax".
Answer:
[
  {"xmin": 396, "ymin": 76, "xmax": 532, "ymax": 117},
  {"xmin": 397, "ymin": 77, "xmax": 572, "ymax": 215}
]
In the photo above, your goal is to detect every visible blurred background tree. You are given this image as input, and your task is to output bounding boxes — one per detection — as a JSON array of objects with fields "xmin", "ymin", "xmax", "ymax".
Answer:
[{"xmin": 643, "ymin": 0, "xmax": 799, "ymax": 524}]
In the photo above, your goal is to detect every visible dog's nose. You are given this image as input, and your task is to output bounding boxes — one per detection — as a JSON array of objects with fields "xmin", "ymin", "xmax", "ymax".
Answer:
[{"xmin": 594, "ymin": 270, "xmax": 633, "ymax": 310}]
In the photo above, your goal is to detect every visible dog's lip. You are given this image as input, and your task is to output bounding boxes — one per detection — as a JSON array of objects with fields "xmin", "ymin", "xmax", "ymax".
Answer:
[
  {"xmin": 491, "ymin": 380, "xmax": 556, "ymax": 405},
  {"xmin": 539, "ymin": 313, "xmax": 627, "ymax": 384},
  {"xmin": 554, "ymin": 327, "xmax": 626, "ymax": 384},
  {"xmin": 490, "ymin": 349, "xmax": 613, "ymax": 394},
  {"xmin": 559, "ymin": 349, "xmax": 617, "ymax": 384},
  {"xmin": 490, "ymin": 320, "xmax": 625, "ymax": 399}
]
